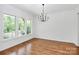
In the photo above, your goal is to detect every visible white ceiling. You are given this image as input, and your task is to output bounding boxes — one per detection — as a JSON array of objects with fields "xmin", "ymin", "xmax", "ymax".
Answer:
[{"xmin": 12, "ymin": 4, "xmax": 79, "ymax": 16}]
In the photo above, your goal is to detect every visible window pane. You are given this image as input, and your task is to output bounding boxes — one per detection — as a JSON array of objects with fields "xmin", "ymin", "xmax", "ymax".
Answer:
[
  {"xmin": 3, "ymin": 14, "xmax": 16, "ymax": 39},
  {"xmin": 18, "ymin": 18, "xmax": 25, "ymax": 37},
  {"xmin": 27, "ymin": 20, "xmax": 32, "ymax": 34}
]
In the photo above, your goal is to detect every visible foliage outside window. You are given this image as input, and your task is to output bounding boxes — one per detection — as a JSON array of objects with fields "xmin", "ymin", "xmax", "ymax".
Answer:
[
  {"xmin": 3, "ymin": 14, "xmax": 16, "ymax": 39},
  {"xmin": 3, "ymin": 14, "xmax": 32, "ymax": 39},
  {"xmin": 18, "ymin": 18, "xmax": 25, "ymax": 37},
  {"xmin": 27, "ymin": 20, "xmax": 32, "ymax": 34}
]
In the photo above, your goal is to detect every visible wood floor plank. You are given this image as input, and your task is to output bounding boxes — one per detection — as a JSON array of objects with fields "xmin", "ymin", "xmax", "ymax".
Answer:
[{"xmin": 0, "ymin": 38, "xmax": 78, "ymax": 55}]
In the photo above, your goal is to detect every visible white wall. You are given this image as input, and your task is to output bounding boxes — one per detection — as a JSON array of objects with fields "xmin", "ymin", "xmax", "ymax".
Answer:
[
  {"xmin": 0, "ymin": 4, "xmax": 34, "ymax": 51},
  {"xmin": 75, "ymin": 7, "xmax": 79, "ymax": 46},
  {"xmin": 35, "ymin": 10, "xmax": 78, "ymax": 46}
]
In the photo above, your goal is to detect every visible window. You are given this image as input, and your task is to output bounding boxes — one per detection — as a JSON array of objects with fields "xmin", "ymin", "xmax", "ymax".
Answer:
[
  {"xmin": 3, "ymin": 14, "xmax": 32, "ymax": 39},
  {"xmin": 27, "ymin": 20, "xmax": 32, "ymax": 34},
  {"xmin": 18, "ymin": 18, "xmax": 26, "ymax": 37},
  {"xmin": 3, "ymin": 14, "xmax": 16, "ymax": 39}
]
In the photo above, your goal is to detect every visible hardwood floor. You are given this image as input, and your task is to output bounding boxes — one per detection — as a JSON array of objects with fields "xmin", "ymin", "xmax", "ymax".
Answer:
[{"xmin": 0, "ymin": 38, "xmax": 79, "ymax": 55}]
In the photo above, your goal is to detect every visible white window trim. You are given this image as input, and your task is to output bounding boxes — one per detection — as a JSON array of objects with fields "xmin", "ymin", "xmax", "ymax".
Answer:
[
  {"xmin": 0, "ymin": 13, "xmax": 32, "ymax": 41},
  {"xmin": 0, "ymin": 13, "xmax": 4, "ymax": 41}
]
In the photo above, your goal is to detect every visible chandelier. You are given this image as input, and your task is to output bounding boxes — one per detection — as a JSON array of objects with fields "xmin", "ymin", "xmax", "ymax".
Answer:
[{"xmin": 39, "ymin": 4, "xmax": 49, "ymax": 22}]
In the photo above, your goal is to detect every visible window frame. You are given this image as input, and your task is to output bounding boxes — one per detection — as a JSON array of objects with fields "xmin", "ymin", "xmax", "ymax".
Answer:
[
  {"xmin": 0, "ymin": 13, "xmax": 32, "ymax": 40},
  {"xmin": 26, "ymin": 20, "xmax": 32, "ymax": 35},
  {"xmin": 3, "ymin": 14, "xmax": 16, "ymax": 39},
  {"xmin": 18, "ymin": 17, "xmax": 26, "ymax": 37}
]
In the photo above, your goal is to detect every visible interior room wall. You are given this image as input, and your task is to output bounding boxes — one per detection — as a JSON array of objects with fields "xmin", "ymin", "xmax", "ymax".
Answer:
[
  {"xmin": 35, "ymin": 10, "xmax": 78, "ymax": 46},
  {"xmin": 0, "ymin": 4, "xmax": 79, "ymax": 51},
  {"xmin": 0, "ymin": 4, "xmax": 34, "ymax": 51}
]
